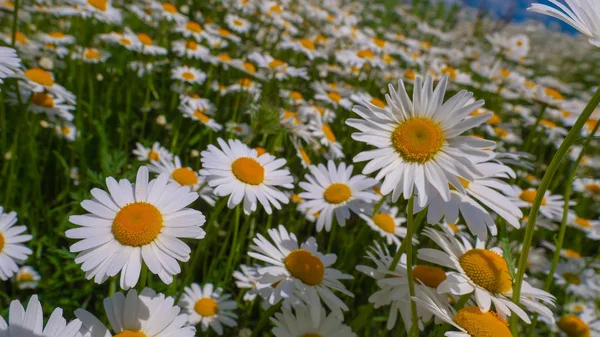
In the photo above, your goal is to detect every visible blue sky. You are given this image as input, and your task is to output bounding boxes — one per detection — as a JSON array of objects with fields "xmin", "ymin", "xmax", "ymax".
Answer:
[{"xmin": 460, "ymin": 0, "xmax": 576, "ymax": 33}]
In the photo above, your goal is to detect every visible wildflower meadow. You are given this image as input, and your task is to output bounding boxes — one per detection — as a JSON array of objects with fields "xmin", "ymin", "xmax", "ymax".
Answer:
[{"xmin": 0, "ymin": 0, "xmax": 599, "ymax": 336}]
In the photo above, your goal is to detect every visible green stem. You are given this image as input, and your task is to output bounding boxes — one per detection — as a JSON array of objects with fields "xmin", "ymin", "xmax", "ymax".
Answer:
[
  {"xmin": 389, "ymin": 208, "xmax": 426, "ymax": 271},
  {"xmin": 405, "ymin": 196, "xmax": 418, "ymax": 337},
  {"xmin": 523, "ymin": 104, "xmax": 547, "ymax": 153},
  {"xmin": 138, "ymin": 264, "xmax": 148, "ymax": 291},
  {"xmin": 250, "ymin": 300, "xmax": 282, "ymax": 337},
  {"xmin": 108, "ymin": 277, "xmax": 117, "ymax": 297},
  {"xmin": 10, "ymin": 0, "xmax": 19, "ymax": 47},
  {"xmin": 527, "ymin": 116, "xmax": 600, "ymax": 337},
  {"xmin": 510, "ymin": 87, "xmax": 600, "ymax": 335}
]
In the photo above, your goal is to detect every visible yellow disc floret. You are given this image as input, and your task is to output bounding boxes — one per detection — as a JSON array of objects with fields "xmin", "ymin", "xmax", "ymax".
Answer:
[
  {"xmin": 458, "ymin": 249, "xmax": 512, "ymax": 293},
  {"xmin": 412, "ymin": 265, "xmax": 447, "ymax": 288},
  {"xmin": 112, "ymin": 202, "xmax": 163, "ymax": 247},
  {"xmin": 231, "ymin": 157, "xmax": 265, "ymax": 185},
  {"xmin": 285, "ymin": 249, "xmax": 325, "ymax": 286},
  {"xmin": 323, "ymin": 183, "xmax": 352, "ymax": 204},
  {"xmin": 372, "ymin": 213, "xmax": 396, "ymax": 233},
  {"xmin": 194, "ymin": 298, "xmax": 218, "ymax": 317},
  {"xmin": 391, "ymin": 118, "xmax": 445, "ymax": 163},
  {"xmin": 557, "ymin": 315, "xmax": 590, "ymax": 337},
  {"xmin": 454, "ymin": 306, "xmax": 512, "ymax": 337}
]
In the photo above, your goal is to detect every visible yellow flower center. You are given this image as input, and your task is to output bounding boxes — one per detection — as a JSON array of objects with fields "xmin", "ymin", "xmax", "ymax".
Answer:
[
  {"xmin": 327, "ymin": 91, "xmax": 341, "ymax": 103},
  {"xmin": 564, "ymin": 249, "xmax": 581, "ymax": 259},
  {"xmin": 585, "ymin": 119, "xmax": 598, "ymax": 131},
  {"xmin": 459, "ymin": 249, "xmax": 512, "ymax": 293},
  {"xmin": 186, "ymin": 40, "xmax": 198, "ymax": 50},
  {"xmin": 441, "ymin": 66, "xmax": 457, "ymax": 79},
  {"xmin": 448, "ymin": 223, "xmax": 460, "ymax": 233},
  {"xmin": 519, "ymin": 189, "xmax": 546, "ymax": 205},
  {"xmin": 487, "ymin": 113, "xmax": 501, "ymax": 125},
  {"xmin": 243, "ymin": 62, "xmax": 256, "ymax": 74},
  {"xmin": 454, "ymin": 306, "xmax": 512, "ymax": 337},
  {"xmin": 500, "ymin": 68, "xmax": 511, "ymax": 78},
  {"xmin": 186, "ymin": 21, "xmax": 202, "ymax": 33},
  {"xmin": 239, "ymin": 78, "xmax": 252, "ymax": 87},
  {"xmin": 574, "ymin": 217, "xmax": 591, "ymax": 228},
  {"xmin": 84, "ymin": 49, "xmax": 101, "ymax": 60},
  {"xmin": 457, "ymin": 176, "xmax": 470, "ymax": 189},
  {"xmin": 61, "ymin": 126, "xmax": 71, "ymax": 135},
  {"xmin": 218, "ymin": 53, "xmax": 231, "ymax": 62},
  {"xmin": 17, "ymin": 273, "xmax": 33, "ymax": 282},
  {"xmin": 372, "ymin": 213, "xmax": 396, "ymax": 233},
  {"xmin": 321, "ymin": 124, "xmax": 336, "ymax": 142},
  {"xmin": 370, "ymin": 97, "xmax": 386, "ymax": 108},
  {"xmin": 300, "ymin": 38, "xmax": 315, "ymax": 50},
  {"xmin": 31, "ymin": 93, "xmax": 54, "ymax": 108},
  {"xmin": 545, "ymin": 88, "xmax": 564, "ymax": 101},
  {"xmin": 270, "ymin": 4, "xmax": 283, "ymax": 13},
  {"xmin": 525, "ymin": 80, "xmax": 536, "ymax": 89},
  {"xmin": 87, "ymin": 0, "xmax": 107, "ymax": 11},
  {"xmin": 194, "ymin": 298, "xmax": 218, "ymax": 316},
  {"xmin": 585, "ymin": 183, "xmax": 600, "ymax": 195},
  {"xmin": 25, "ymin": 68, "xmax": 54, "ymax": 86},
  {"xmin": 218, "ymin": 28, "xmax": 231, "ymax": 37},
  {"xmin": 148, "ymin": 151, "xmax": 160, "ymax": 161},
  {"xmin": 2, "ymin": 1, "xmax": 14, "ymax": 8},
  {"xmin": 114, "ymin": 331, "xmax": 147, "ymax": 337},
  {"xmin": 558, "ymin": 316, "xmax": 590, "ymax": 337},
  {"xmin": 112, "ymin": 202, "xmax": 163, "ymax": 247},
  {"xmin": 562, "ymin": 272, "xmax": 581, "ymax": 285},
  {"xmin": 181, "ymin": 71, "xmax": 195, "ymax": 80},
  {"xmin": 268, "ymin": 59, "xmax": 285, "ymax": 69},
  {"xmin": 49, "ymin": 32, "xmax": 65, "ymax": 38},
  {"xmin": 137, "ymin": 33, "xmax": 153, "ymax": 46},
  {"xmin": 373, "ymin": 37, "xmax": 386, "ymax": 48},
  {"xmin": 540, "ymin": 119, "xmax": 557, "ymax": 129},
  {"xmin": 357, "ymin": 49, "xmax": 375, "ymax": 59},
  {"xmin": 284, "ymin": 249, "xmax": 325, "ymax": 286},
  {"xmin": 231, "ymin": 157, "xmax": 265, "ymax": 185},
  {"xmin": 494, "ymin": 127, "xmax": 508, "ymax": 138},
  {"xmin": 161, "ymin": 2, "xmax": 177, "ymax": 13},
  {"xmin": 323, "ymin": 183, "xmax": 352, "ymax": 204},
  {"xmin": 391, "ymin": 118, "xmax": 445, "ymax": 164},
  {"xmin": 193, "ymin": 109, "xmax": 210, "ymax": 124},
  {"xmin": 171, "ymin": 167, "xmax": 198, "ymax": 186},
  {"xmin": 254, "ymin": 147, "xmax": 266, "ymax": 156},
  {"xmin": 298, "ymin": 147, "xmax": 311, "ymax": 165},
  {"xmin": 14, "ymin": 32, "xmax": 27, "ymax": 44},
  {"xmin": 404, "ymin": 70, "xmax": 416, "ymax": 80},
  {"xmin": 0, "ymin": 233, "xmax": 4, "ymax": 252},
  {"xmin": 120, "ymin": 38, "xmax": 132, "ymax": 46},
  {"xmin": 290, "ymin": 91, "xmax": 303, "ymax": 100},
  {"xmin": 412, "ymin": 265, "xmax": 447, "ymax": 288},
  {"xmin": 233, "ymin": 19, "xmax": 243, "ymax": 26}
]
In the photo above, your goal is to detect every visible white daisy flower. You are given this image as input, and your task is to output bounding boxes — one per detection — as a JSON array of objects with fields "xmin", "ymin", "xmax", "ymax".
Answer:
[
  {"xmin": 248, "ymin": 225, "xmax": 354, "ymax": 323},
  {"xmin": 37, "ymin": 32, "xmax": 76, "ymax": 46},
  {"xmin": 412, "ymin": 284, "xmax": 514, "ymax": 337},
  {"xmin": 225, "ymin": 122, "xmax": 252, "ymax": 136},
  {"xmin": 72, "ymin": 47, "xmax": 111, "ymax": 64},
  {"xmin": 200, "ymin": 138, "xmax": 293, "ymax": 214},
  {"xmin": 508, "ymin": 186, "xmax": 570, "ymax": 221},
  {"xmin": 308, "ymin": 117, "xmax": 344, "ymax": 159},
  {"xmin": 225, "ymin": 14, "xmax": 252, "ymax": 34},
  {"xmin": 233, "ymin": 264, "xmax": 263, "ymax": 302},
  {"xmin": 16, "ymin": 67, "xmax": 76, "ymax": 104},
  {"xmin": 205, "ymin": 25, "xmax": 242, "ymax": 43},
  {"xmin": 174, "ymin": 20, "xmax": 207, "ymax": 41},
  {"xmin": 248, "ymin": 51, "xmax": 308, "ymax": 80},
  {"xmin": 359, "ymin": 205, "xmax": 407, "ymax": 246},
  {"xmin": 312, "ymin": 82, "xmax": 353, "ymax": 110},
  {"xmin": 272, "ymin": 304, "xmax": 356, "ymax": 337},
  {"xmin": 418, "ymin": 228, "xmax": 555, "ymax": 324},
  {"xmin": 415, "ymin": 161, "xmax": 523, "ymax": 241},
  {"xmin": 179, "ymin": 283, "xmax": 238, "ymax": 335},
  {"xmin": 172, "ymin": 40, "xmax": 213, "ymax": 61},
  {"xmin": 171, "ymin": 66, "xmax": 207, "ymax": 85},
  {"xmin": 573, "ymin": 177, "xmax": 600, "ymax": 199},
  {"xmin": 0, "ymin": 295, "xmax": 82, "ymax": 337},
  {"xmin": 72, "ymin": 0, "xmax": 123, "ymax": 23},
  {"xmin": 133, "ymin": 142, "xmax": 173, "ymax": 162},
  {"xmin": 297, "ymin": 160, "xmax": 378, "ymax": 232},
  {"xmin": 151, "ymin": 1, "xmax": 187, "ymax": 23},
  {"xmin": 0, "ymin": 207, "xmax": 32, "ymax": 280},
  {"xmin": 76, "ymin": 288, "xmax": 195, "ymax": 337},
  {"xmin": 0, "ymin": 46, "xmax": 20, "ymax": 87},
  {"xmin": 15, "ymin": 265, "xmax": 40, "ymax": 289},
  {"xmin": 134, "ymin": 33, "xmax": 168, "ymax": 55},
  {"xmin": 180, "ymin": 104, "xmax": 223, "ymax": 131},
  {"xmin": 346, "ymin": 76, "xmax": 493, "ymax": 207},
  {"xmin": 528, "ymin": 0, "xmax": 600, "ymax": 48},
  {"xmin": 66, "ymin": 166, "xmax": 206, "ymax": 289},
  {"xmin": 149, "ymin": 156, "xmax": 202, "ymax": 191},
  {"xmin": 557, "ymin": 311, "xmax": 600, "ymax": 337}
]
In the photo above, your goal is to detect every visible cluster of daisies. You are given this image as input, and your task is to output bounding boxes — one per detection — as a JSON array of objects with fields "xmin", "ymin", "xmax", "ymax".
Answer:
[{"xmin": 0, "ymin": 0, "xmax": 600, "ymax": 336}]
